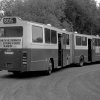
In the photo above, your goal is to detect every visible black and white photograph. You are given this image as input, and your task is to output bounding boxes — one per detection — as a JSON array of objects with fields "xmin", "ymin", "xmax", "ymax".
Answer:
[{"xmin": 0, "ymin": 0, "xmax": 100, "ymax": 100}]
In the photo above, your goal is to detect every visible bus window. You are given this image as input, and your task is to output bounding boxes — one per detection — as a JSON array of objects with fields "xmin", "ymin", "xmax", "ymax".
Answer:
[
  {"xmin": 51, "ymin": 30, "xmax": 57, "ymax": 44},
  {"xmin": 62, "ymin": 33, "xmax": 66, "ymax": 45},
  {"xmin": 32, "ymin": 26, "xmax": 43, "ymax": 43},
  {"xmin": 95, "ymin": 39, "xmax": 98, "ymax": 46},
  {"xmin": 45, "ymin": 28, "xmax": 50, "ymax": 43},
  {"xmin": 0, "ymin": 27, "xmax": 23, "ymax": 37},
  {"xmin": 82, "ymin": 37, "xmax": 87, "ymax": 46},
  {"xmin": 66, "ymin": 34, "xmax": 69, "ymax": 45},
  {"xmin": 98, "ymin": 39, "xmax": 100, "ymax": 46},
  {"xmin": 76, "ymin": 36, "xmax": 81, "ymax": 46}
]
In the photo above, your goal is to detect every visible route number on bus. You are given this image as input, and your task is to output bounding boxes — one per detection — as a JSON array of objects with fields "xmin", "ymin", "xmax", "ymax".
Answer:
[{"xmin": 3, "ymin": 18, "xmax": 16, "ymax": 24}]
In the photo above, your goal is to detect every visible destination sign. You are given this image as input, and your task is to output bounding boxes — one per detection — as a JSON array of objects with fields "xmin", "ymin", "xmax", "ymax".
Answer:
[
  {"xmin": 0, "ymin": 38, "xmax": 22, "ymax": 48},
  {"xmin": 3, "ymin": 18, "xmax": 16, "ymax": 24}
]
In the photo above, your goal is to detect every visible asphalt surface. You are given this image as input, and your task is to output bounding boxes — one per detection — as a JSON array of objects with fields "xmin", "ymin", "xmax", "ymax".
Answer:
[{"xmin": 0, "ymin": 63, "xmax": 100, "ymax": 100}]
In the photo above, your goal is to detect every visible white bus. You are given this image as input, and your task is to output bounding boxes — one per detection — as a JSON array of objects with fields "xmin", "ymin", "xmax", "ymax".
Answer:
[
  {"xmin": 0, "ymin": 17, "xmax": 71, "ymax": 75},
  {"xmin": 72, "ymin": 33, "xmax": 100, "ymax": 66},
  {"xmin": 0, "ymin": 17, "xmax": 100, "ymax": 75}
]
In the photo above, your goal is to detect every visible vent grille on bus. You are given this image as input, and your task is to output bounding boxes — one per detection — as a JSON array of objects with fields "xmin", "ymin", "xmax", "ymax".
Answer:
[{"xmin": 22, "ymin": 52, "xmax": 27, "ymax": 64}]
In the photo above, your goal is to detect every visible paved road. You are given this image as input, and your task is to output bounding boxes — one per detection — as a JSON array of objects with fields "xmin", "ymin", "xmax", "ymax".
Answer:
[{"xmin": 0, "ymin": 63, "xmax": 100, "ymax": 100}]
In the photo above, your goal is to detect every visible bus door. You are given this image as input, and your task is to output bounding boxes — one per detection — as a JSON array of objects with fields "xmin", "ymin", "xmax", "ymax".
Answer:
[
  {"xmin": 91, "ymin": 38, "xmax": 95, "ymax": 62},
  {"xmin": 58, "ymin": 33, "xmax": 63, "ymax": 67},
  {"xmin": 62, "ymin": 33, "xmax": 67, "ymax": 66},
  {"xmin": 88, "ymin": 39, "xmax": 92, "ymax": 62}
]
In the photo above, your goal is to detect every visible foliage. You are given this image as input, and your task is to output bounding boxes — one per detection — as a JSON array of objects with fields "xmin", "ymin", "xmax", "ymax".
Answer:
[
  {"xmin": 0, "ymin": 0, "xmax": 72, "ymax": 31},
  {"xmin": 64, "ymin": 0, "xmax": 99, "ymax": 35},
  {"xmin": 0, "ymin": 0, "xmax": 100, "ymax": 34}
]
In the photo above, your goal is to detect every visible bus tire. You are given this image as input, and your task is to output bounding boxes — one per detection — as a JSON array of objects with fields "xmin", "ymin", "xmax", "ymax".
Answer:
[
  {"xmin": 79, "ymin": 56, "xmax": 84, "ymax": 67},
  {"xmin": 46, "ymin": 59, "xmax": 53, "ymax": 75}
]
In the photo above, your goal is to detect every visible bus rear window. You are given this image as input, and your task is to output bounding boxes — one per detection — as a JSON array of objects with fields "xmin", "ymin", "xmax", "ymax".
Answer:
[{"xmin": 0, "ymin": 26, "xmax": 23, "ymax": 37}]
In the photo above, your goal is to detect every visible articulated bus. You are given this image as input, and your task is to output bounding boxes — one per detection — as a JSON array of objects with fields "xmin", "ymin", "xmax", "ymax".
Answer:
[
  {"xmin": 73, "ymin": 34, "xmax": 100, "ymax": 66},
  {"xmin": 0, "ymin": 17, "xmax": 100, "ymax": 75}
]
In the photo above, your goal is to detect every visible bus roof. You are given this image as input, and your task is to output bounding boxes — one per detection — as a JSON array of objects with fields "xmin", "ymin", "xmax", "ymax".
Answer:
[
  {"xmin": 1, "ymin": 17, "xmax": 99, "ymax": 38},
  {"xmin": 0, "ymin": 17, "xmax": 70, "ymax": 33}
]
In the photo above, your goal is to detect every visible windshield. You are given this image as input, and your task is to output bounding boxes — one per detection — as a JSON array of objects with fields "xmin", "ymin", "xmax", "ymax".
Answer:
[{"xmin": 0, "ymin": 26, "xmax": 23, "ymax": 37}]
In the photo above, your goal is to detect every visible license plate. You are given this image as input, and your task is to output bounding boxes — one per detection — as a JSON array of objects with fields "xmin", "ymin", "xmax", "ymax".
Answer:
[{"xmin": 4, "ymin": 51, "xmax": 14, "ymax": 55}]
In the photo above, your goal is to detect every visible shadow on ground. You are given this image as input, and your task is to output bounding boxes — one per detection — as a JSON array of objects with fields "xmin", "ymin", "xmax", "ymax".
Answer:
[
  {"xmin": 1, "ymin": 71, "xmax": 47, "ymax": 79},
  {"xmin": 1, "ymin": 61, "xmax": 100, "ymax": 79}
]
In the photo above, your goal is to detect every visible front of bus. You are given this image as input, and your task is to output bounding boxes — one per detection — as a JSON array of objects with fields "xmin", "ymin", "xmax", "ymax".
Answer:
[{"xmin": 0, "ymin": 17, "xmax": 26, "ymax": 73}]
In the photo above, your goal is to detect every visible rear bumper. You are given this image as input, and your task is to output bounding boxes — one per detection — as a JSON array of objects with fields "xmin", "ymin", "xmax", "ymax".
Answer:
[{"xmin": 0, "ymin": 62, "xmax": 28, "ymax": 72}]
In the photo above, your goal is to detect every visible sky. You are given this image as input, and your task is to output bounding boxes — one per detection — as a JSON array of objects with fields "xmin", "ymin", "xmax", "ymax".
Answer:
[
  {"xmin": 95, "ymin": 0, "xmax": 100, "ymax": 6},
  {"xmin": 95, "ymin": 0, "xmax": 100, "ymax": 3}
]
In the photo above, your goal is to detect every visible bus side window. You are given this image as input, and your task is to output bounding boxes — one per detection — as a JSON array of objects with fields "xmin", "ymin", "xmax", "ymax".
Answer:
[
  {"xmin": 32, "ymin": 25, "xmax": 43, "ymax": 43},
  {"xmin": 98, "ymin": 39, "xmax": 100, "ymax": 46},
  {"xmin": 45, "ymin": 28, "xmax": 50, "ymax": 43},
  {"xmin": 51, "ymin": 30, "xmax": 57, "ymax": 44},
  {"xmin": 62, "ymin": 33, "xmax": 66, "ymax": 45},
  {"xmin": 66, "ymin": 34, "xmax": 69, "ymax": 45},
  {"xmin": 82, "ymin": 37, "xmax": 87, "ymax": 46},
  {"xmin": 62, "ymin": 34, "xmax": 69, "ymax": 45},
  {"xmin": 76, "ymin": 36, "xmax": 81, "ymax": 46},
  {"xmin": 95, "ymin": 39, "xmax": 98, "ymax": 46}
]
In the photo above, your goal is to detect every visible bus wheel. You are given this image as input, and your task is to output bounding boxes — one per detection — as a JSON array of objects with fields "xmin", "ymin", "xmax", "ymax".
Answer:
[
  {"xmin": 79, "ymin": 57, "xmax": 84, "ymax": 67},
  {"xmin": 46, "ymin": 60, "xmax": 53, "ymax": 75}
]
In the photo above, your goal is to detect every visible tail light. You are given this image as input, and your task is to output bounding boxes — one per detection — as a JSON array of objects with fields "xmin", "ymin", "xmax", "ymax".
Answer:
[{"xmin": 22, "ymin": 52, "xmax": 27, "ymax": 64}]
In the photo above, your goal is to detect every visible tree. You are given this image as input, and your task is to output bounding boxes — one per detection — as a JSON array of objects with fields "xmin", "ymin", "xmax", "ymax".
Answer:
[
  {"xmin": 0, "ymin": 0, "xmax": 72, "ymax": 31},
  {"xmin": 64, "ymin": 0, "xmax": 99, "ymax": 35},
  {"xmin": 1, "ymin": 0, "xmax": 100, "ymax": 34}
]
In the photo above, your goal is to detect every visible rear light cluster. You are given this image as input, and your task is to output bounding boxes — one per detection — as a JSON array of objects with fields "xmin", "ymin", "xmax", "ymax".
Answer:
[{"xmin": 22, "ymin": 52, "xmax": 27, "ymax": 64}]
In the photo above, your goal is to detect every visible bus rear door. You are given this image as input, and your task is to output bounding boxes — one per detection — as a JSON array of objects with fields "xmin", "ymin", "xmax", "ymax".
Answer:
[
  {"xmin": 88, "ymin": 38, "xmax": 92, "ymax": 62},
  {"xmin": 58, "ymin": 33, "xmax": 63, "ymax": 67},
  {"xmin": 62, "ymin": 33, "xmax": 67, "ymax": 66}
]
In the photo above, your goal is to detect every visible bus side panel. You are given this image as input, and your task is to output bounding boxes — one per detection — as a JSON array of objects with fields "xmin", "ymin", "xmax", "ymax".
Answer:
[
  {"xmin": 74, "ymin": 49, "xmax": 88, "ymax": 63},
  {"xmin": 92, "ymin": 47, "xmax": 100, "ymax": 62},
  {"xmin": 91, "ymin": 38, "xmax": 100, "ymax": 62},
  {"xmin": 94, "ymin": 54, "xmax": 100, "ymax": 62},
  {"xmin": 29, "ymin": 49, "xmax": 58, "ymax": 71}
]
